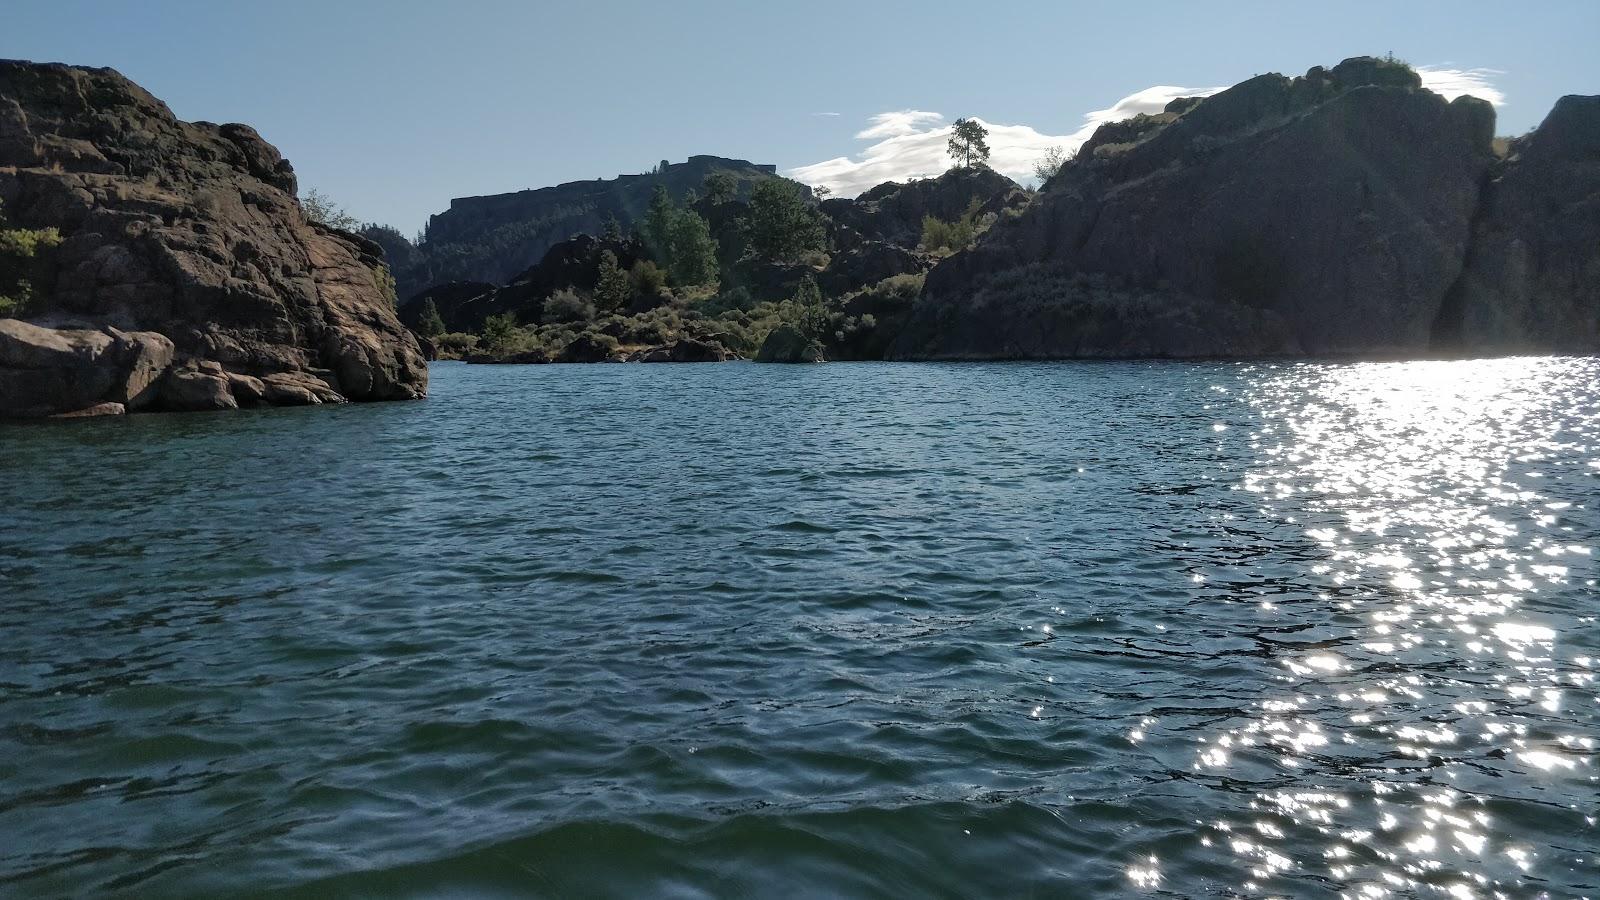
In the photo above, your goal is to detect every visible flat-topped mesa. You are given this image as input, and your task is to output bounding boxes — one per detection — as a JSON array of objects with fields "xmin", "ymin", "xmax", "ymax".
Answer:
[
  {"xmin": 889, "ymin": 56, "xmax": 1586, "ymax": 361},
  {"xmin": 0, "ymin": 59, "xmax": 427, "ymax": 417},
  {"xmin": 399, "ymin": 155, "xmax": 788, "ymax": 299}
]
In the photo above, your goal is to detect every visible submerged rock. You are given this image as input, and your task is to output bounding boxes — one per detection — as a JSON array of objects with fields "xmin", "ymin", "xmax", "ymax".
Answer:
[{"xmin": 0, "ymin": 59, "xmax": 426, "ymax": 416}]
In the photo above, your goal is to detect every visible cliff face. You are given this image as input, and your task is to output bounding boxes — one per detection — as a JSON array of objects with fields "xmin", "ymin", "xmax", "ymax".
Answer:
[
  {"xmin": 891, "ymin": 58, "xmax": 1595, "ymax": 361},
  {"xmin": 0, "ymin": 60, "xmax": 426, "ymax": 416},
  {"xmin": 394, "ymin": 156, "xmax": 787, "ymax": 300},
  {"xmin": 1441, "ymin": 95, "xmax": 1600, "ymax": 352}
]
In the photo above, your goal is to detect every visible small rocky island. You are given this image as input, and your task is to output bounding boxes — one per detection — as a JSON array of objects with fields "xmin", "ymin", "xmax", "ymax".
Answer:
[{"xmin": 0, "ymin": 61, "xmax": 426, "ymax": 418}]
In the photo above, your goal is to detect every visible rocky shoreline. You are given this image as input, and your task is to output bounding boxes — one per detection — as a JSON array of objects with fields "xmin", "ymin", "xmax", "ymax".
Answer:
[
  {"xmin": 0, "ymin": 60, "xmax": 426, "ymax": 418},
  {"xmin": 1, "ymin": 56, "xmax": 1596, "ymax": 418}
]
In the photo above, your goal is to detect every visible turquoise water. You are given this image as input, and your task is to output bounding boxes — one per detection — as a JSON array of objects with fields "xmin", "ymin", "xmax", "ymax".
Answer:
[{"xmin": 2, "ymin": 359, "xmax": 1597, "ymax": 898}]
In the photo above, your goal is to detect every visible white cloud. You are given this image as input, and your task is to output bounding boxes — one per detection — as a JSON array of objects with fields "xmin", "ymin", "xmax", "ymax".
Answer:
[
  {"xmin": 1417, "ymin": 66, "xmax": 1506, "ymax": 107},
  {"xmin": 855, "ymin": 109, "xmax": 946, "ymax": 140},
  {"xmin": 789, "ymin": 86, "xmax": 1221, "ymax": 197},
  {"xmin": 791, "ymin": 66, "xmax": 1505, "ymax": 198},
  {"xmin": 811, "ymin": 111, "xmax": 841, "ymax": 117}
]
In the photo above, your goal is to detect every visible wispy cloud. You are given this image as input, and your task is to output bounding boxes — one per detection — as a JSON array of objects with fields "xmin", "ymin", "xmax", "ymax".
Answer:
[
  {"xmin": 855, "ymin": 109, "xmax": 946, "ymax": 140},
  {"xmin": 789, "ymin": 87, "xmax": 1220, "ymax": 197},
  {"xmin": 811, "ymin": 111, "xmax": 841, "ymax": 117},
  {"xmin": 1417, "ymin": 66, "xmax": 1506, "ymax": 106},
  {"xmin": 790, "ymin": 65, "xmax": 1507, "ymax": 198}
]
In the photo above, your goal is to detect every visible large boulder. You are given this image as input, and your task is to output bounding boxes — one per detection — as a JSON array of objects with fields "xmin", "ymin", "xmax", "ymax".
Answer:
[
  {"xmin": 0, "ymin": 318, "xmax": 173, "ymax": 416},
  {"xmin": 755, "ymin": 324, "xmax": 826, "ymax": 363},
  {"xmin": 891, "ymin": 57, "xmax": 1504, "ymax": 359},
  {"xmin": 0, "ymin": 60, "xmax": 427, "ymax": 416}
]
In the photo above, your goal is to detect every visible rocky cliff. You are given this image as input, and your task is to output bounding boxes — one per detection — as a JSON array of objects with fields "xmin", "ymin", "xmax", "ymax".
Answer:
[
  {"xmin": 389, "ymin": 156, "xmax": 788, "ymax": 301},
  {"xmin": 890, "ymin": 58, "xmax": 1597, "ymax": 360},
  {"xmin": 0, "ymin": 59, "xmax": 426, "ymax": 417}
]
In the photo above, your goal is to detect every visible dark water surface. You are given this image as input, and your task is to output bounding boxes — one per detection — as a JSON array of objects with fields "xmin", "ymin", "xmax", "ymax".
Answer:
[{"xmin": 2, "ymin": 359, "xmax": 1597, "ymax": 898}]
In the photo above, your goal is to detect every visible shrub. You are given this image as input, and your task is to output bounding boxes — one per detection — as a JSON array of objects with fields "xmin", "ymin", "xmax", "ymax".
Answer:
[
  {"xmin": 0, "ymin": 199, "xmax": 63, "ymax": 316},
  {"xmin": 630, "ymin": 260, "xmax": 667, "ymax": 296},
  {"xmin": 543, "ymin": 288, "xmax": 596, "ymax": 323}
]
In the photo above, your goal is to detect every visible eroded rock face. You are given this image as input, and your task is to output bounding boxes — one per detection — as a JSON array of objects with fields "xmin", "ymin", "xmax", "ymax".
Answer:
[
  {"xmin": 0, "ymin": 59, "xmax": 427, "ymax": 416},
  {"xmin": 892, "ymin": 58, "xmax": 1520, "ymax": 360},
  {"xmin": 1442, "ymin": 95, "xmax": 1600, "ymax": 352},
  {"xmin": 823, "ymin": 167, "xmax": 1028, "ymax": 250}
]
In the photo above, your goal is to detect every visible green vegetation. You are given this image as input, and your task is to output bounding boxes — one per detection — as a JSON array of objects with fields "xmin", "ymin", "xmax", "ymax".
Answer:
[
  {"xmin": 630, "ymin": 260, "xmax": 667, "ymax": 297},
  {"xmin": 480, "ymin": 311, "xmax": 522, "ymax": 352},
  {"xmin": 0, "ymin": 199, "xmax": 63, "ymax": 317},
  {"xmin": 416, "ymin": 298, "xmax": 447, "ymax": 338},
  {"xmin": 641, "ymin": 185, "xmax": 719, "ymax": 287},
  {"xmin": 703, "ymin": 172, "xmax": 736, "ymax": 205},
  {"xmin": 594, "ymin": 250, "xmax": 632, "ymax": 312},
  {"xmin": 744, "ymin": 179, "xmax": 826, "ymax": 262},
  {"xmin": 920, "ymin": 198, "xmax": 989, "ymax": 253},
  {"xmin": 947, "ymin": 118, "xmax": 991, "ymax": 168},
  {"xmin": 300, "ymin": 188, "xmax": 360, "ymax": 231},
  {"xmin": 665, "ymin": 208, "xmax": 719, "ymax": 286},
  {"xmin": 374, "ymin": 265, "xmax": 398, "ymax": 308},
  {"xmin": 1032, "ymin": 146, "xmax": 1069, "ymax": 187}
]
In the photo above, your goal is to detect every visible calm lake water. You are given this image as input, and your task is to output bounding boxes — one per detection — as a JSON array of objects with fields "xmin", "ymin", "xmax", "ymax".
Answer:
[{"xmin": 2, "ymin": 359, "xmax": 1597, "ymax": 898}]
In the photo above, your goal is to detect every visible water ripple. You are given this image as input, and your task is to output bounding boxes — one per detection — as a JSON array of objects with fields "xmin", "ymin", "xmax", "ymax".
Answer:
[{"xmin": 0, "ymin": 358, "xmax": 1595, "ymax": 897}]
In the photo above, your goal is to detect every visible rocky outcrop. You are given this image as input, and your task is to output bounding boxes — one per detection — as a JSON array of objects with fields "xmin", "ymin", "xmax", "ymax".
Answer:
[
  {"xmin": 0, "ymin": 59, "xmax": 426, "ymax": 416},
  {"xmin": 0, "ymin": 318, "xmax": 172, "ymax": 416},
  {"xmin": 891, "ymin": 58, "xmax": 1539, "ymax": 360},
  {"xmin": 1440, "ymin": 95, "xmax": 1600, "ymax": 352},
  {"xmin": 755, "ymin": 324, "xmax": 826, "ymax": 363},
  {"xmin": 399, "ymin": 234, "xmax": 647, "ymax": 334},
  {"xmin": 822, "ymin": 167, "xmax": 1028, "ymax": 251},
  {"xmin": 393, "ymin": 156, "xmax": 787, "ymax": 300}
]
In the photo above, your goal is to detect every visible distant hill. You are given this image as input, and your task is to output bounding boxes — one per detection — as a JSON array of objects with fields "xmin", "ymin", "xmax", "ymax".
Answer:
[{"xmin": 373, "ymin": 156, "xmax": 791, "ymax": 301}]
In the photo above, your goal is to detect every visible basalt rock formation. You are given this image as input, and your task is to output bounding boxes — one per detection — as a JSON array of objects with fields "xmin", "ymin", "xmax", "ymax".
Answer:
[
  {"xmin": 823, "ymin": 167, "xmax": 1028, "ymax": 251},
  {"xmin": 890, "ymin": 57, "xmax": 1598, "ymax": 360},
  {"xmin": 390, "ymin": 156, "xmax": 788, "ymax": 301},
  {"xmin": 0, "ymin": 59, "xmax": 427, "ymax": 417},
  {"xmin": 1441, "ymin": 95, "xmax": 1600, "ymax": 352},
  {"xmin": 400, "ymin": 234, "xmax": 650, "ymax": 334}
]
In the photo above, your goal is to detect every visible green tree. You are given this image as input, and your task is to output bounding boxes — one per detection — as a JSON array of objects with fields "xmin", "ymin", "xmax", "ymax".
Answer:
[
  {"xmin": 480, "ymin": 311, "xmax": 521, "ymax": 351},
  {"xmin": 594, "ymin": 249, "xmax": 632, "ymax": 311},
  {"xmin": 300, "ymin": 188, "xmax": 360, "ymax": 231},
  {"xmin": 0, "ymin": 199, "xmax": 63, "ymax": 317},
  {"xmin": 703, "ymin": 172, "xmax": 736, "ymax": 205},
  {"xmin": 744, "ymin": 179, "xmax": 826, "ymax": 262},
  {"xmin": 643, "ymin": 185, "xmax": 675, "ymax": 260},
  {"xmin": 790, "ymin": 275, "xmax": 829, "ymax": 339},
  {"xmin": 667, "ymin": 210, "xmax": 719, "ymax": 286},
  {"xmin": 947, "ymin": 118, "xmax": 991, "ymax": 169},
  {"xmin": 602, "ymin": 214, "xmax": 623, "ymax": 243},
  {"xmin": 415, "ymin": 297, "xmax": 447, "ymax": 337}
]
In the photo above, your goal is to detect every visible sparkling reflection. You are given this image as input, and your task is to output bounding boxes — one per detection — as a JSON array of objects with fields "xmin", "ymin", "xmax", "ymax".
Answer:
[{"xmin": 1168, "ymin": 358, "xmax": 1599, "ymax": 896}]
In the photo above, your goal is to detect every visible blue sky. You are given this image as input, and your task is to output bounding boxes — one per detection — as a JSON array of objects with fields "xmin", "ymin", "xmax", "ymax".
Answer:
[{"xmin": 5, "ymin": 0, "xmax": 1596, "ymax": 233}]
